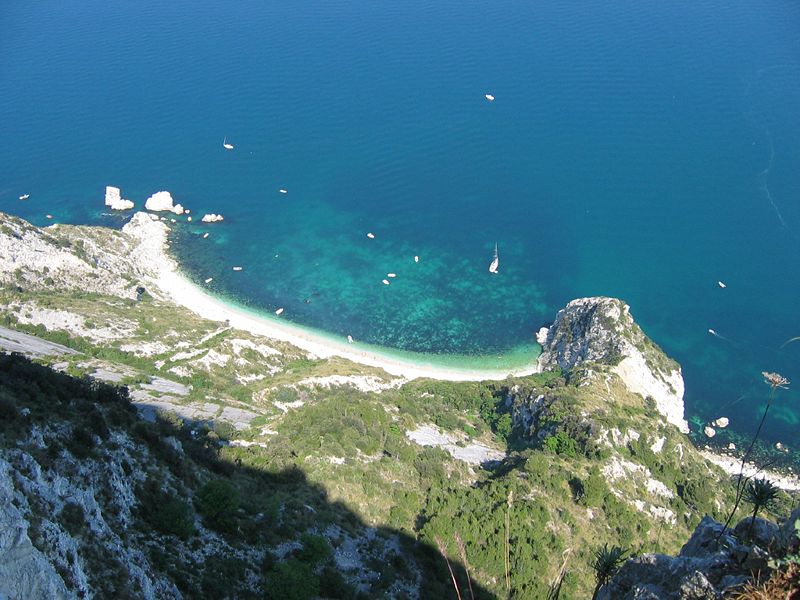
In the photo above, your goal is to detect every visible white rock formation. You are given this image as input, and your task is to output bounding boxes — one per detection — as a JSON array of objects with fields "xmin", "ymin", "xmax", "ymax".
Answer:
[
  {"xmin": 144, "ymin": 191, "xmax": 183, "ymax": 214},
  {"xmin": 537, "ymin": 297, "xmax": 689, "ymax": 432},
  {"xmin": 104, "ymin": 186, "xmax": 134, "ymax": 210},
  {"xmin": 201, "ymin": 213, "xmax": 224, "ymax": 223},
  {"xmin": 704, "ymin": 426, "xmax": 716, "ymax": 438},
  {"xmin": 714, "ymin": 417, "xmax": 729, "ymax": 428}
]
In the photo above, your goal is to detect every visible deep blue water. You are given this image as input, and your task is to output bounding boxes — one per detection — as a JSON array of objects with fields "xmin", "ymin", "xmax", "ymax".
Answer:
[{"xmin": 1, "ymin": 0, "xmax": 798, "ymax": 448}]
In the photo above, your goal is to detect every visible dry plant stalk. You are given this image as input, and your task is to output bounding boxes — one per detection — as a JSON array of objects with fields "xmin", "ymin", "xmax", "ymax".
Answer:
[
  {"xmin": 454, "ymin": 532, "xmax": 475, "ymax": 600},
  {"xmin": 505, "ymin": 490, "xmax": 514, "ymax": 593},
  {"xmin": 435, "ymin": 535, "xmax": 462, "ymax": 600}
]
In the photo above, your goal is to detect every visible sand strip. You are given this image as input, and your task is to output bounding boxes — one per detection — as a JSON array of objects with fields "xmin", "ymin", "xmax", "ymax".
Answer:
[{"xmin": 135, "ymin": 215, "xmax": 540, "ymax": 382}]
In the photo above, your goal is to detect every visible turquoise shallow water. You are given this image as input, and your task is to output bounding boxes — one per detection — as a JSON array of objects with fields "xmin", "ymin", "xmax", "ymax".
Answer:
[{"xmin": 1, "ymin": 0, "xmax": 798, "ymax": 447}]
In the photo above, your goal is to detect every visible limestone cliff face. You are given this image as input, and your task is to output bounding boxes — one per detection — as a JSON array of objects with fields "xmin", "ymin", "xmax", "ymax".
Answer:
[{"xmin": 537, "ymin": 297, "xmax": 688, "ymax": 432}]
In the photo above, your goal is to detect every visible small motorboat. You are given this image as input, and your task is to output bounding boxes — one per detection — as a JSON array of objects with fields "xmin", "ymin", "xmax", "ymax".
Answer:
[{"xmin": 223, "ymin": 136, "xmax": 234, "ymax": 150}]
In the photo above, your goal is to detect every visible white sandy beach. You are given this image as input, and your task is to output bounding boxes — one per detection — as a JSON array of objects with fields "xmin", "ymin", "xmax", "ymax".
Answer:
[{"xmin": 139, "ymin": 216, "xmax": 541, "ymax": 382}]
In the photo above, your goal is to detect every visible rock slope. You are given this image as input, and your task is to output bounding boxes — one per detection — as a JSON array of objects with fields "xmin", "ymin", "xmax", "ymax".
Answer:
[{"xmin": 538, "ymin": 297, "xmax": 688, "ymax": 431}]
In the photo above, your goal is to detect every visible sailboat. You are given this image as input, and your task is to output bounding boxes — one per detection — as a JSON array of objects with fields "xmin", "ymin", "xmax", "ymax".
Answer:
[
  {"xmin": 223, "ymin": 136, "xmax": 234, "ymax": 150},
  {"xmin": 488, "ymin": 242, "xmax": 499, "ymax": 274}
]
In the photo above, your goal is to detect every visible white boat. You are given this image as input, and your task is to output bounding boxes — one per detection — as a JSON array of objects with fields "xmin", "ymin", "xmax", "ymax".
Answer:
[
  {"xmin": 204, "ymin": 277, "xmax": 213, "ymax": 284},
  {"xmin": 387, "ymin": 273, "xmax": 397, "ymax": 278},
  {"xmin": 275, "ymin": 308, "xmax": 284, "ymax": 315},
  {"xmin": 223, "ymin": 136, "xmax": 234, "ymax": 150},
  {"xmin": 19, "ymin": 194, "xmax": 30, "ymax": 200},
  {"xmin": 718, "ymin": 281, "xmax": 726, "ymax": 288},
  {"xmin": 382, "ymin": 279, "xmax": 390, "ymax": 285},
  {"xmin": 232, "ymin": 266, "xmax": 243, "ymax": 271},
  {"xmin": 485, "ymin": 94, "xmax": 495, "ymax": 101},
  {"xmin": 347, "ymin": 335, "xmax": 354, "ymax": 344},
  {"xmin": 279, "ymin": 189, "xmax": 288, "ymax": 194},
  {"xmin": 488, "ymin": 242, "xmax": 499, "ymax": 274},
  {"xmin": 414, "ymin": 255, "xmax": 419, "ymax": 263},
  {"xmin": 367, "ymin": 232, "xmax": 375, "ymax": 239}
]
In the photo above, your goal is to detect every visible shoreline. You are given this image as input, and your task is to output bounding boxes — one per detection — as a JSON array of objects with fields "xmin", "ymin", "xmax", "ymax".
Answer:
[
  {"xmin": 700, "ymin": 450, "xmax": 800, "ymax": 492},
  {"xmin": 140, "ymin": 216, "xmax": 542, "ymax": 382}
]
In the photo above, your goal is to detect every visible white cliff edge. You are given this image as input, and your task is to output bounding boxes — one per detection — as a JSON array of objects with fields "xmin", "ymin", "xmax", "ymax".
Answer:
[{"xmin": 537, "ymin": 297, "xmax": 689, "ymax": 432}]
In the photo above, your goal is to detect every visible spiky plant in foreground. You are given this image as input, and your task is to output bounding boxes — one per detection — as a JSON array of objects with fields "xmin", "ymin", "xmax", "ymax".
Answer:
[
  {"xmin": 718, "ymin": 372, "xmax": 789, "ymax": 541},
  {"xmin": 743, "ymin": 477, "xmax": 780, "ymax": 541},
  {"xmin": 589, "ymin": 544, "xmax": 627, "ymax": 600}
]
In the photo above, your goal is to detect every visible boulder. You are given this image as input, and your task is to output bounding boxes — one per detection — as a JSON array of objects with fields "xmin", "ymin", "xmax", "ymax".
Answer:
[
  {"xmin": 778, "ymin": 507, "xmax": 800, "ymax": 553},
  {"xmin": 537, "ymin": 297, "xmax": 688, "ymax": 432},
  {"xmin": 733, "ymin": 516, "xmax": 780, "ymax": 550},
  {"xmin": 104, "ymin": 186, "xmax": 134, "ymax": 211},
  {"xmin": 201, "ymin": 213, "xmax": 224, "ymax": 223}
]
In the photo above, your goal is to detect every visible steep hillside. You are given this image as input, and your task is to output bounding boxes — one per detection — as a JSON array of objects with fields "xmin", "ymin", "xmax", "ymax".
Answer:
[{"xmin": 1, "ymin": 211, "xmax": 796, "ymax": 599}]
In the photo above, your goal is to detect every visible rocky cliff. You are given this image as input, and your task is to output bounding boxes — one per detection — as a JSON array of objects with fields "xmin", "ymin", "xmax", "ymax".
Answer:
[
  {"xmin": 599, "ymin": 509, "xmax": 800, "ymax": 599},
  {"xmin": 537, "ymin": 297, "xmax": 688, "ymax": 432}
]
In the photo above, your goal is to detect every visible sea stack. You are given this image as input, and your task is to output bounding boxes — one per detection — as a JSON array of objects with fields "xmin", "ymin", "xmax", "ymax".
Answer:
[
  {"xmin": 201, "ymin": 213, "xmax": 224, "ymax": 223},
  {"xmin": 144, "ymin": 191, "xmax": 184, "ymax": 215},
  {"xmin": 104, "ymin": 186, "xmax": 134, "ymax": 211}
]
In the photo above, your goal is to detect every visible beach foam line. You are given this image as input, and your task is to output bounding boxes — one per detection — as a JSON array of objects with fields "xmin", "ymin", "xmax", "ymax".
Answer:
[{"xmin": 155, "ymin": 269, "xmax": 540, "ymax": 382}]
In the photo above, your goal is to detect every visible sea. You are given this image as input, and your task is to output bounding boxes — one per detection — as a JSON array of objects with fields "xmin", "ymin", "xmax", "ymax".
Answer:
[{"xmin": 1, "ymin": 0, "xmax": 798, "ymax": 452}]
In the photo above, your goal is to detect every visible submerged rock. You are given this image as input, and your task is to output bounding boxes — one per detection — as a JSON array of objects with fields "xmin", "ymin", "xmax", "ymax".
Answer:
[{"xmin": 537, "ymin": 297, "xmax": 688, "ymax": 432}]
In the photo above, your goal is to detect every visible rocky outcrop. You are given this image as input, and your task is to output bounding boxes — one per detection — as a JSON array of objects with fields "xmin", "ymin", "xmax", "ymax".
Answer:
[
  {"xmin": 0, "ymin": 211, "xmax": 172, "ymax": 301},
  {"xmin": 598, "ymin": 515, "xmax": 779, "ymax": 599},
  {"xmin": 201, "ymin": 213, "xmax": 224, "ymax": 223},
  {"xmin": 144, "ymin": 191, "xmax": 184, "ymax": 215},
  {"xmin": 104, "ymin": 186, "xmax": 134, "ymax": 211},
  {"xmin": 538, "ymin": 297, "xmax": 688, "ymax": 432}
]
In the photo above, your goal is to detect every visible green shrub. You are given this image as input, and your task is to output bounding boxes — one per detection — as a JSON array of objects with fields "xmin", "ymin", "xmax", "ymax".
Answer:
[
  {"xmin": 579, "ymin": 466, "xmax": 607, "ymax": 507},
  {"xmin": 297, "ymin": 533, "xmax": 332, "ymax": 565},
  {"xmin": 543, "ymin": 432, "xmax": 578, "ymax": 457},
  {"xmin": 196, "ymin": 479, "xmax": 240, "ymax": 532},
  {"xmin": 59, "ymin": 502, "xmax": 86, "ymax": 536},
  {"xmin": 319, "ymin": 566, "xmax": 354, "ymax": 599},
  {"xmin": 152, "ymin": 498, "xmax": 195, "ymax": 540},
  {"xmin": 265, "ymin": 559, "xmax": 319, "ymax": 600}
]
